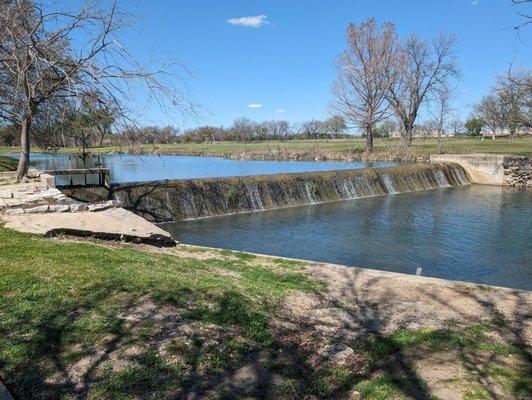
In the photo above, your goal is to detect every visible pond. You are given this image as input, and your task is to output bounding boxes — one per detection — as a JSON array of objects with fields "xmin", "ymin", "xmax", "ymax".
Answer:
[
  {"xmin": 4, "ymin": 153, "xmax": 397, "ymax": 184},
  {"xmin": 162, "ymin": 185, "xmax": 532, "ymax": 290}
]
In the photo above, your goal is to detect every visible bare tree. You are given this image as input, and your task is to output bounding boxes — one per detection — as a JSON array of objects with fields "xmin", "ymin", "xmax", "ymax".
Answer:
[
  {"xmin": 449, "ymin": 119, "xmax": 464, "ymax": 136},
  {"xmin": 495, "ymin": 68, "xmax": 531, "ymax": 141},
  {"xmin": 323, "ymin": 115, "xmax": 347, "ymax": 138},
  {"xmin": 474, "ymin": 94, "xmax": 504, "ymax": 139},
  {"xmin": 0, "ymin": 0, "xmax": 192, "ymax": 180},
  {"xmin": 299, "ymin": 120, "xmax": 324, "ymax": 139},
  {"xmin": 231, "ymin": 117, "xmax": 255, "ymax": 142},
  {"xmin": 386, "ymin": 33, "xmax": 460, "ymax": 147},
  {"xmin": 263, "ymin": 120, "xmax": 291, "ymax": 140},
  {"xmin": 428, "ymin": 82, "xmax": 456, "ymax": 153},
  {"xmin": 332, "ymin": 18, "xmax": 398, "ymax": 151}
]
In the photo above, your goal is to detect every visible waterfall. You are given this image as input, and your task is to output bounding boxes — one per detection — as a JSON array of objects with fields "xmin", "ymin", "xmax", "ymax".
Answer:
[
  {"xmin": 111, "ymin": 163, "xmax": 471, "ymax": 222},
  {"xmin": 305, "ymin": 183, "xmax": 318, "ymax": 204},
  {"xmin": 381, "ymin": 174, "xmax": 397, "ymax": 194},
  {"xmin": 434, "ymin": 170, "xmax": 451, "ymax": 187},
  {"xmin": 248, "ymin": 186, "xmax": 264, "ymax": 211}
]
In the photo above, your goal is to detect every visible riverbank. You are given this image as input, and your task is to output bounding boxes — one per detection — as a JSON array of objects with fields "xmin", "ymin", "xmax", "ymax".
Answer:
[
  {"xmin": 0, "ymin": 226, "xmax": 529, "ymax": 399},
  {"xmin": 2, "ymin": 136, "xmax": 532, "ymax": 163}
]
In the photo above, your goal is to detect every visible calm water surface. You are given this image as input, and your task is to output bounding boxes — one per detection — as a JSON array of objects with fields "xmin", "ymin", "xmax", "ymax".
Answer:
[
  {"xmin": 162, "ymin": 185, "xmax": 532, "ymax": 290},
  {"xmin": 4, "ymin": 153, "xmax": 396, "ymax": 184}
]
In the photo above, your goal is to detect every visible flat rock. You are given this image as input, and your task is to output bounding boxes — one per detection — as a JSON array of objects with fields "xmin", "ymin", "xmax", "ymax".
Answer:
[
  {"xmin": 48, "ymin": 204, "xmax": 72, "ymax": 213},
  {"xmin": 69, "ymin": 203, "xmax": 88, "ymax": 212},
  {"xmin": 3, "ymin": 208, "xmax": 24, "ymax": 215},
  {"xmin": 1, "ymin": 207, "xmax": 176, "ymax": 247},
  {"xmin": 24, "ymin": 205, "xmax": 50, "ymax": 214},
  {"xmin": 0, "ymin": 190, "xmax": 13, "ymax": 199},
  {"xmin": 88, "ymin": 200, "xmax": 118, "ymax": 212}
]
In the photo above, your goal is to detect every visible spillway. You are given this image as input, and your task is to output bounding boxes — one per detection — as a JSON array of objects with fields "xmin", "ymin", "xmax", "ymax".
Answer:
[{"xmin": 105, "ymin": 163, "xmax": 470, "ymax": 222}]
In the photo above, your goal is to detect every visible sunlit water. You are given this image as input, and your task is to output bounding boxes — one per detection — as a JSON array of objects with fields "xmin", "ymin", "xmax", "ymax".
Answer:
[
  {"xmin": 162, "ymin": 185, "xmax": 532, "ymax": 290},
  {"xmin": 4, "ymin": 153, "xmax": 396, "ymax": 184}
]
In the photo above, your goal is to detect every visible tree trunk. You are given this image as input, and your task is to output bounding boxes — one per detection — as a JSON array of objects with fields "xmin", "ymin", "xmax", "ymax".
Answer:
[
  {"xmin": 15, "ymin": 113, "xmax": 33, "ymax": 181},
  {"xmin": 365, "ymin": 126, "xmax": 373, "ymax": 151},
  {"xmin": 437, "ymin": 129, "xmax": 443, "ymax": 153},
  {"xmin": 403, "ymin": 125, "xmax": 413, "ymax": 147}
]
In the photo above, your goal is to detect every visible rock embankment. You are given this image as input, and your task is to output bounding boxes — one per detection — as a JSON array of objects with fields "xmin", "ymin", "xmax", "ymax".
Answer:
[
  {"xmin": 0, "ymin": 180, "xmax": 175, "ymax": 246},
  {"xmin": 503, "ymin": 156, "xmax": 532, "ymax": 186},
  {"xmin": 0, "ymin": 183, "xmax": 89, "ymax": 215}
]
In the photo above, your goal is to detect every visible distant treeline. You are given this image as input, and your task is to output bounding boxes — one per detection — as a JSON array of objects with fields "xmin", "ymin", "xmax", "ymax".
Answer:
[{"xmin": 0, "ymin": 115, "xmax": 399, "ymax": 149}]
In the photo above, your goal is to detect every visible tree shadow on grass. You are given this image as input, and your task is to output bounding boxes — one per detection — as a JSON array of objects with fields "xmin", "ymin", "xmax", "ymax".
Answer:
[{"xmin": 1, "ymin": 266, "xmax": 530, "ymax": 399}]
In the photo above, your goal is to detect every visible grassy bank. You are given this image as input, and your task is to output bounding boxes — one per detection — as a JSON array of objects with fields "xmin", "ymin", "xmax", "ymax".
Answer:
[
  {"xmin": 0, "ymin": 156, "xmax": 17, "ymax": 172},
  {"xmin": 1, "ymin": 136, "xmax": 531, "ymax": 161},
  {"xmin": 0, "ymin": 226, "xmax": 529, "ymax": 399}
]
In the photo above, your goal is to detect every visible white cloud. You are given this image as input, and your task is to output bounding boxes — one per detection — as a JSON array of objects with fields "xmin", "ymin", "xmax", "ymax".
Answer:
[
  {"xmin": 228, "ymin": 15, "xmax": 268, "ymax": 28},
  {"xmin": 276, "ymin": 109, "xmax": 285, "ymax": 114},
  {"xmin": 247, "ymin": 103, "xmax": 263, "ymax": 108},
  {"xmin": 470, "ymin": 0, "xmax": 478, "ymax": 6}
]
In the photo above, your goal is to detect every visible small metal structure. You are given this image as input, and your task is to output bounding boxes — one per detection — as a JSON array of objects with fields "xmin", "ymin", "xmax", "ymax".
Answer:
[{"xmin": 43, "ymin": 168, "xmax": 111, "ymax": 188}]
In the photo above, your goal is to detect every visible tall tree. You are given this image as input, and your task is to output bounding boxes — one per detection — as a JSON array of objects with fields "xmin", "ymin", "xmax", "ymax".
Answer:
[
  {"xmin": 428, "ymin": 82, "xmax": 456, "ymax": 153},
  {"xmin": 386, "ymin": 33, "xmax": 460, "ymax": 146},
  {"xmin": 0, "ymin": 0, "xmax": 191, "ymax": 180},
  {"xmin": 495, "ymin": 69, "xmax": 531, "ymax": 141},
  {"xmin": 332, "ymin": 18, "xmax": 398, "ymax": 151}
]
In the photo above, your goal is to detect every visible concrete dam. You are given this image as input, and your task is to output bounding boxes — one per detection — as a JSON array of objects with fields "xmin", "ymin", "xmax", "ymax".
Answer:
[{"xmin": 63, "ymin": 163, "xmax": 470, "ymax": 222}]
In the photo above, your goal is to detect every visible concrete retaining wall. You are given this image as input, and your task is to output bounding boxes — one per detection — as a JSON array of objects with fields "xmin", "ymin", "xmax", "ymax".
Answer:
[{"xmin": 430, "ymin": 154, "xmax": 531, "ymax": 186}]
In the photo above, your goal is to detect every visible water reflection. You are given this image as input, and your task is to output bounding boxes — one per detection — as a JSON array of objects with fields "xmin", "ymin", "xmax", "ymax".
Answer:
[{"xmin": 163, "ymin": 185, "xmax": 532, "ymax": 290}]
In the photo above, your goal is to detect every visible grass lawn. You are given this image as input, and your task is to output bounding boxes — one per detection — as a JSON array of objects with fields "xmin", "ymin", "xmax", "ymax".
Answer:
[
  {"xmin": 0, "ymin": 226, "xmax": 530, "ymax": 399},
  {"xmin": 1, "ymin": 136, "xmax": 531, "ymax": 161},
  {"xmin": 0, "ymin": 156, "xmax": 17, "ymax": 172}
]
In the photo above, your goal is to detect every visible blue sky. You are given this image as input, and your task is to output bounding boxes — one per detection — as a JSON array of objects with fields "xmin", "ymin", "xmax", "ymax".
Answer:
[{"xmin": 118, "ymin": 0, "xmax": 531, "ymax": 129}]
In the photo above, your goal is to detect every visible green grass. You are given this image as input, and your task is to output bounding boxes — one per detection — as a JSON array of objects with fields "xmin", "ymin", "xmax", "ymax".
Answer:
[
  {"xmin": 0, "ymin": 226, "xmax": 318, "ymax": 398},
  {"xmin": 1, "ymin": 136, "xmax": 531, "ymax": 160},
  {"xmin": 0, "ymin": 226, "xmax": 529, "ymax": 399},
  {"xmin": 353, "ymin": 324, "xmax": 530, "ymax": 400},
  {"xmin": 0, "ymin": 155, "xmax": 17, "ymax": 172}
]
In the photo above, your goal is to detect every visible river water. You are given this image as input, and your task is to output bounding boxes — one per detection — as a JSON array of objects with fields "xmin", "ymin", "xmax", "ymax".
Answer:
[
  {"xmin": 5, "ymin": 153, "xmax": 396, "ymax": 184},
  {"xmin": 162, "ymin": 185, "xmax": 532, "ymax": 290},
  {"xmin": 4, "ymin": 152, "xmax": 530, "ymax": 290}
]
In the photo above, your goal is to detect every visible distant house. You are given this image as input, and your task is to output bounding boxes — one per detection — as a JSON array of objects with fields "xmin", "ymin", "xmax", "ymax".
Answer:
[
  {"xmin": 480, "ymin": 127, "xmax": 532, "ymax": 139},
  {"xmin": 389, "ymin": 129, "xmax": 455, "ymax": 138}
]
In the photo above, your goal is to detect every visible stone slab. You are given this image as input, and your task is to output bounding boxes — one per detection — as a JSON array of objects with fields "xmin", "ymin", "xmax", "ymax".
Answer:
[{"xmin": 1, "ymin": 207, "xmax": 176, "ymax": 247}]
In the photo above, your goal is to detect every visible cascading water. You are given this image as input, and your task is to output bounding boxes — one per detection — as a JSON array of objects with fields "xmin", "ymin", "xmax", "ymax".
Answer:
[
  {"xmin": 248, "ymin": 186, "xmax": 264, "ymax": 211},
  {"xmin": 110, "ymin": 163, "xmax": 471, "ymax": 222},
  {"xmin": 435, "ymin": 170, "xmax": 451, "ymax": 187},
  {"xmin": 305, "ymin": 183, "xmax": 319, "ymax": 204},
  {"xmin": 381, "ymin": 174, "xmax": 398, "ymax": 194}
]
